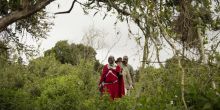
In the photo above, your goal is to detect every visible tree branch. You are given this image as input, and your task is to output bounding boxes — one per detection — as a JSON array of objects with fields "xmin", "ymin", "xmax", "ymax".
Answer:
[
  {"xmin": 0, "ymin": 0, "xmax": 54, "ymax": 32},
  {"xmin": 85, "ymin": 0, "xmax": 96, "ymax": 6},
  {"xmin": 155, "ymin": 11, "xmax": 188, "ymax": 110},
  {"xmin": 106, "ymin": 0, "xmax": 130, "ymax": 16},
  {"xmin": 55, "ymin": 0, "xmax": 77, "ymax": 14},
  {"xmin": 150, "ymin": 36, "xmax": 164, "ymax": 68}
]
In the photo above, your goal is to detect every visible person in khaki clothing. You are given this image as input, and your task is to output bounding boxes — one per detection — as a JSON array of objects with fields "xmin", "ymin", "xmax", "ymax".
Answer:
[
  {"xmin": 121, "ymin": 60, "xmax": 133, "ymax": 95},
  {"xmin": 122, "ymin": 56, "xmax": 135, "ymax": 84}
]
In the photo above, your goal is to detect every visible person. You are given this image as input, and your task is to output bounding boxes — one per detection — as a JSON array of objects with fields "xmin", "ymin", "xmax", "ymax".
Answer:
[
  {"xmin": 121, "ymin": 58, "xmax": 133, "ymax": 95},
  {"xmin": 99, "ymin": 56, "xmax": 124, "ymax": 100},
  {"xmin": 115, "ymin": 57, "xmax": 125, "ymax": 97},
  {"xmin": 122, "ymin": 56, "xmax": 135, "ymax": 84}
]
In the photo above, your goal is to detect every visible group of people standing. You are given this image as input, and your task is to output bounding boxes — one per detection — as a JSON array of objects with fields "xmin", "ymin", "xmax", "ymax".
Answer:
[{"xmin": 99, "ymin": 55, "xmax": 134, "ymax": 100}]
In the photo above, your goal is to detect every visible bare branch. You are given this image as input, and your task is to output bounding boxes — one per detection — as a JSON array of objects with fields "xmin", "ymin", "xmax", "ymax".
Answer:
[
  {"xmin": 55, "ymin": 0, "xmax": 77, "ymax": 14},
  {"xmin": 150, "ymin": 36, "xmax": 164, "ymax": 67},
  {"xmin": 100, "ymin": 30, "xmax": 122, "ymax": 64},
  {"xmin": 141, "ymin": 61, "xmax": 166, "ymax": 63}
]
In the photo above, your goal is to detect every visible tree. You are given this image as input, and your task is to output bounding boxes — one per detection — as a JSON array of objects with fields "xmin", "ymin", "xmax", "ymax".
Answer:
[
  {"xmin": 0, "ymin": 0, "xmax": 55, "ymax": 32},
  {"xmin": 0, "ymin": 40, "xmax": 9, "ymax": 67},
  {"xmin": 81, "ymin": 26, "xmax": 107, "ymax": 50},
  {"xmin": 44, "ymin": 40, "xmax": 97, "ymax": 66},
  {"xmin": 0, "ymin": 0, "xmax": 54, "ymax": 60},
  {"xmin": 73, "ymin": 0, "xmax": 220, "ymax": 109}
]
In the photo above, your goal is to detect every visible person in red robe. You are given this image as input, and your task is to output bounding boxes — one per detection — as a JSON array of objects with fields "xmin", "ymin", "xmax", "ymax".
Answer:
[
  {"xmin": 99, "ymin": 56, "xmax": 125, "ymax": 100},
  {"xmin": 115, "ymin": 57, "xmax": 125, "ymax": 98}
]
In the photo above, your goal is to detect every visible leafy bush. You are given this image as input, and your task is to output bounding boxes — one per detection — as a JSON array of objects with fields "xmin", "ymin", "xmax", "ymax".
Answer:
[
  {"xmin": 0, "ymin": 88, "xmax": 33, "ymax": 110},
  {"xmin": 25, "ymin": 59, "xmax": 101, "ymax": 110},
  {"xmin": 1, "ymin": 48, "xmax": 220, "ymax": 110},
  {"xmin": 0, "ymin": 63, "xmax": 29, "ymax": 89}
]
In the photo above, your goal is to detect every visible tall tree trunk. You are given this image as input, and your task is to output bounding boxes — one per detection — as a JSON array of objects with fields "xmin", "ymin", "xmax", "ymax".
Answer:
[
  {"xmin": 156, "ymin": 16, "xmax": 188, "ymax": 109},
  {"xmin": 150, "ymin": 36, "xmax": 164, "ymax": 68},
  {"xmin": 142, "ymin": 35, "xmax": 149, "ymax": 69},
  {"xmin": 177, "ymin": 55, "xmax": 188, "ymax": 110},
  {"xmin": 197, "ymin": 27, "xmax": 206, "ymax": 63},
  {"xmin": 197, "ymin": 25, "xmax": 220, "ymax": 96}
]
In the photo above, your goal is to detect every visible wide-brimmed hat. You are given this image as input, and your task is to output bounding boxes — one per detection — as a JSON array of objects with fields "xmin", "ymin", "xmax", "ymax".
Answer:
[{"xmin": 115, "ymin": 57, "xmax": 122, "ymax": 63}]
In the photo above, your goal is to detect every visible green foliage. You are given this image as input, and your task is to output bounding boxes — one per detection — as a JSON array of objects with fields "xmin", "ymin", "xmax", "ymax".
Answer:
[
  {"xmin": 0, "ymin": 63, "xmax": 29, "ymax": 89},
  {"xmin": 44, "ymin": 40, "xmax": 97, "ymax": 66},
  {"xmin": 28, "ymin": 54, "xmax": 63, "ymax": 77},
  {"xmin": 108, "ymin": 56, "xmax": 218, "ymax": 110},
  {"xmin": 0, "ymin": 0, "xmax": 54, "ymax": 59},
  {"xmin": 0, "ymin": 41, "xmax": 9, "ymax": 66},
  {"xmin": 165, "ymin": 57, "xmax": 220, "ymax": 109},
  {"xmin": 135, "ymin": 67, "xmax": 183, "ymax": 109},
  {"xmin": 15, "ymin": 10, "xmax": 54, "ymax": 39},
  {"xmin": 34, "ymin": 75, "xmax": 82, "ymax": 110},
  {"xmin": 26, "ymin": 58, "xmax": 101, "ymax": 110},
  {"xmin": 45, "ymin": 41, "xmax": 76, "ymax": 65},
  {"xmin": 1, "ymin": 41, "xmax": 220, "ymax": 110},
  {"xmin": 0, "ymin": 88, "xmax": 33, "ymax": 110}
]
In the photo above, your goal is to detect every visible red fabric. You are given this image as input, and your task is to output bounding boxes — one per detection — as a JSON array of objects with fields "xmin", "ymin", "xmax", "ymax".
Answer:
[
  {"xmin": 99, "ymin": 64, "xmax": 125, "ymax": 99},
  {"xmin": 115, "ymin": 64, "xmax": 125, "ymax": 98}
]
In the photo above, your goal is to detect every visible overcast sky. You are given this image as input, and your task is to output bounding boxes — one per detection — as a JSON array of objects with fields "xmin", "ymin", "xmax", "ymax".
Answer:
[
  {"xmin": 38, "ymin": 0, "xmax": 144, "ymax": 69},
  {"xmin": 29, "ymin": 0, "xmax": 220, "ymax": 70}
]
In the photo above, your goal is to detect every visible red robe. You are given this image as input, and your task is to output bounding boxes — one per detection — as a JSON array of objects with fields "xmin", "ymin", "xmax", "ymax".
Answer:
[{"xmin": 99, "ymin": 64, "xmax": 125, "ymax": 99}]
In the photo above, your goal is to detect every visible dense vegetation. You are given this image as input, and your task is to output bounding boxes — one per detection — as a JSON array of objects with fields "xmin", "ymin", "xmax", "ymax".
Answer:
[
  {"xmin": 0, "ymin": 41, "xmax": 219, "ymax": 110},
  {"xmin": 1, "ymin": 0, "xmax": 220, "ymax": 110}
]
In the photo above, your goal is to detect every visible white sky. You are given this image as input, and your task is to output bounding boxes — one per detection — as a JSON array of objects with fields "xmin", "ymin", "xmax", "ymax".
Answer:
[
  {"xmin": 33, "ymin": 0, "xmax": 220, "ymax": 69},
  {"xmin": 39, "ymin": 0, "xmax": 144, "ymax": 69}
]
